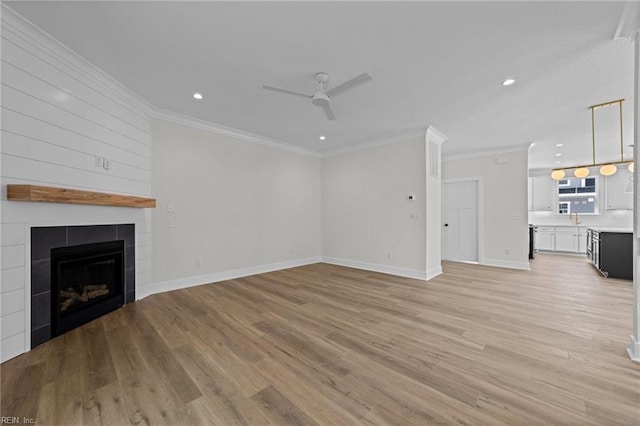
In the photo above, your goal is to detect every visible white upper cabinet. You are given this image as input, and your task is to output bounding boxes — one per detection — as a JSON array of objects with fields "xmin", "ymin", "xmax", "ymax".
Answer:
[
  {"xmin": 605, "ymin": 171, "xmax": 633, "ymax": 210},
  {"xmin": 530, "ymin": 176, "xmax": 555, "ymax": 211}
]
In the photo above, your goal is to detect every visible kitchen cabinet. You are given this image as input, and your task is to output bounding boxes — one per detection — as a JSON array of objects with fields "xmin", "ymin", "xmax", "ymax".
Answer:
[
  {"xmin": 555, "ymin": 227, "xmax": 578, "ymax": 252},
  {"xmin": 577, "ymin": 228, "xmax": 587, "ymax": 253},
  {"xmin": 535, "ymin": 226, "xmax": 555, "ymax": 251},
  {"xmin": 530, "ymin": 177, "xmax": 555, "ymax": 211},
  {"xmin": 533, "ymin": 226, "xmax": 586, "ymax": 253},
  {"xmin": 605, "ymin": 171, "xmax": 633, "ymax": 210},
  {"xmin": 587, "ymin": 228, "xmax": 633, "ymax": 279}
]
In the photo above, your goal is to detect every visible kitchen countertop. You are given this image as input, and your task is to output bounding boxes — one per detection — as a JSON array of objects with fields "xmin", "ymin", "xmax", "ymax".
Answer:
[
  {"xmin": 532, "ymin": 224, "xmax": 587, "ymax": 228},
  {"xmin": 531, "ymin": 224, "xmax": 633, "ymax": 232},
  {"xmin": 587, "ymin": 227, "xmax": 633, "ymax": 233}
]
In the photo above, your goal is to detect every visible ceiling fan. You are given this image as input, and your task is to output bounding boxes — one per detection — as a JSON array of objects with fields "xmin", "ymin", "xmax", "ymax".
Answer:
[{"xmin": 262, "ymin": 72, "xmax": 372, "ymax": 120}]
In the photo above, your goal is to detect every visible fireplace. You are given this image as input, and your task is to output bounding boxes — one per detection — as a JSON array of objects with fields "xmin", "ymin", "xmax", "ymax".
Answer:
[
  {"xmin": 31, "ymin": 224, "xmax": 135, "ymax": 348},
  {"xmin": 51, "ymin": 240, "xmax": 124, "ymax": 336}
]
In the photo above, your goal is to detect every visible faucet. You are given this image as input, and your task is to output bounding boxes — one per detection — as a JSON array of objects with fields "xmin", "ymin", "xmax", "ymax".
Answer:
[{"xmin": 570, "ymin": 212, "xmax": 581, "ymax": 225}]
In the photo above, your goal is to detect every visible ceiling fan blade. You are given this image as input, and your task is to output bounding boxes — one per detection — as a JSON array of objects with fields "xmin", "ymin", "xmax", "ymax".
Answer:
[
  {"xmin": 262, "ymin": 85, "xmax": 312, "ymax": 99},
  {"xmin": 322, "ymin": 101, "xmax": 336, "ymax": 120},
  {"xmin": 325, "ymin": 73, "xmax": 372, "ymax": 98}
]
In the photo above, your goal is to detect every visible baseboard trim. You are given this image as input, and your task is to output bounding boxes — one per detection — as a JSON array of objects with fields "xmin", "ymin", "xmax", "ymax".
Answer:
[
  {"xmin": 140, "ymin": 255, "xmax": 432, "ymax": 299},
  {"xmin": 321, "ymin": 256, "xmax": 427, "ymax": 281},
  {"xmin": 139, "ymin": 256, "xmax": 322, "ymax": 299},
  {"xmin": 482, "ymin": 258, "xmax": 531, "ymax": 271},
  {"xmin": 627, "ymin": 335, "xmax": 640, "ymax": 363},
  {"xmin": 426, "ymin": 266, "xmax": 443, "ymax": 280}
]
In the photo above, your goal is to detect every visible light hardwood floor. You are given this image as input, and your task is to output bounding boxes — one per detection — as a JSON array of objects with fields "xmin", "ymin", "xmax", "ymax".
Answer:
[{"xmin": 2, "ymin": 254, "xmax": 639, "ymax": 425}]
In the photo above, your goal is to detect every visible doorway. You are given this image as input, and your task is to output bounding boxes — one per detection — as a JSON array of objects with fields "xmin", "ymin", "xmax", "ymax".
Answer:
[{"xmin": 442, "ymin": 179, "xmax": 480, "ymax": 263}]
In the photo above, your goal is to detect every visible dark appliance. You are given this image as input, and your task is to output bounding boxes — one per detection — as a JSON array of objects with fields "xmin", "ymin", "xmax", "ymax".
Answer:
[{"xmin": 529, "ymin": 225, "xmax": 536, "ymax": 259}]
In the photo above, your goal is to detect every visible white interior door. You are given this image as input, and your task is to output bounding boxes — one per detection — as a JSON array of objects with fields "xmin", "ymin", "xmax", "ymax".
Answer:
[{"xmin": 442, "ymin": 180, "xmax": 479, "ymax": 262}]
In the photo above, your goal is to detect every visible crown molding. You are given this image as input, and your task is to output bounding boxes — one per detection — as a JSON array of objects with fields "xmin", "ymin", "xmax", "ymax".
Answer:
[
  {"xmin": 152, "ymin": 109, "xmax": 323, "ymax": 158},
  {"xmin": 614, "ymin": 2, "xmax": 640, "ymax": 41},
  {"xmin": 443, "ymin": 142, "xmax": 532, "ymax": 162},
  {"xmin": 322, "ymin": 128, "xmax": 427, "ymax": 158},
  {"xmin": 426, "ymin": 126, "xmax": 447, "ymax": 145},
  {"xmin": 1, "ymin": 5, "xmax": 155, "ymax": 118}
]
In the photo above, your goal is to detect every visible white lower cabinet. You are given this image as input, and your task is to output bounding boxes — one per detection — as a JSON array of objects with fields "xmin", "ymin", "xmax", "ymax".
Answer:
[
  {"xmin": 555, "ymin": 228, "xmax": 579, "ymax": 252},
  {"xmin": 577, "ymin": 228, "xmax": 587, "ymax": 253},
  {"xmin": 534, "ymin": 226, "xmax": 586, "ymax": 254},
  {"xmin": 535, "ymin": 226, "xmax": 555, "ymax": 251}
]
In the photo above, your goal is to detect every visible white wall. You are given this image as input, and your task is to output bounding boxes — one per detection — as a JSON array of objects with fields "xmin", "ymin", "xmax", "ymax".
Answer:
[
  {"xmin": 443, "ymin": 148, "xmax": 529, "ymax": 270},
  {"xmin": 0, "ymin": 7, "xmax": 152, "ymax": 362},
  {"xmin": 149, "ymin": 118, "xmax": 321, "ymax": 291},
  {"xmin": 322, "ymin": 135, "xmax": 428, "ymax": 279}
]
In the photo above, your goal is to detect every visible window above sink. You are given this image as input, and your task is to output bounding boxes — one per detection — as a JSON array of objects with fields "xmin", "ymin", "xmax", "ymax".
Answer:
[{"xmin": 557, "ymin": 177, "xmax": 598, "ymax": 214}]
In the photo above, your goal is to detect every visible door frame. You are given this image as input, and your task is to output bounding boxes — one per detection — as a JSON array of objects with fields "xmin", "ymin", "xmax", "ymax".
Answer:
[{"xmin": 442, "ymin": 177, "xmax": 485, "ymax": 264}]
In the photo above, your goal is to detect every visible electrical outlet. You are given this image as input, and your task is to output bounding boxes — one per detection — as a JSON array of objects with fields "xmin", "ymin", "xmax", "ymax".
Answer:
[
  {"xmin": 168, "ymin": 219, "xmax": 175, "ymax": 228},
  {"xmin": 94, "ymin": 156, "xmax": 104, "ymax": 168},
  {"xmin": 195, "ymin": 258, "xmax": 201, "ymax": 268}
]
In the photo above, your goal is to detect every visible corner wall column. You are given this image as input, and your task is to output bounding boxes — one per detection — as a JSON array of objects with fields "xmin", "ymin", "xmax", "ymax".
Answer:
[
  {"xmin": 614, "ymin": 1, "xmax": 640, "ymax": 362},
  {"xmin": 425, "ymin": 126, "xmax": 447, "ymax": 280},
  {"xmin": 629, "ymin": 30, "xmax": 640, "ymax": 362}
]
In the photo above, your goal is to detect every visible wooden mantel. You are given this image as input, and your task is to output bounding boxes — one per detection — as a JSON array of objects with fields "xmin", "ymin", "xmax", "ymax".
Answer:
[{"xmin": 7, "ymin": 185, "xmax": 156, "ymax": 208}]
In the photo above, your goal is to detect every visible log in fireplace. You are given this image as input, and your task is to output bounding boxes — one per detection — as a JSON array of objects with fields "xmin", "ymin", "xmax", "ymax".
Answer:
[{"xmin": 51, "ymin": 240, "xmax": 125, "ymax": 336}]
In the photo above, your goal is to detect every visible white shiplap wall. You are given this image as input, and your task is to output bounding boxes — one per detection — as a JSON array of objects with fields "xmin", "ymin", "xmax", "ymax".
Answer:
[{"xmin": 0, "ymin": 7, "xmax": 153, "ymax": 362}]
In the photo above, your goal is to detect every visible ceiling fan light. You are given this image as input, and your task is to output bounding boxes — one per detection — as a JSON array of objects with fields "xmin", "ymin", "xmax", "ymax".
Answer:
[
  {"xmin": 599, "ymin": 164, "xmax": 617, "ymax": 176},
  {"xmin": 551, "ymin": 169, "xmax": 566, "ymax": 180},
  {"xmin": 574, "ymin": 167, "xmax": 590, "ymax": 178},
  {"xmin": 629, "ymin": 162, "xmax": 634, "ymax": 173}
]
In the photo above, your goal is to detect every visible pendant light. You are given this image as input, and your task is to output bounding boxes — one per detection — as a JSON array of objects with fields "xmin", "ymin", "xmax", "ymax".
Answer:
[
  {"xmin": 599, "ymin": 164, "xmax": 617, "ymax": 176},
  {"xmin": 550, "ymin": 99, "xmax": 632, "ymax": 180},
  {"xmin": 574, "ymin": 167, "xmax": 590, "ymax": 178}
]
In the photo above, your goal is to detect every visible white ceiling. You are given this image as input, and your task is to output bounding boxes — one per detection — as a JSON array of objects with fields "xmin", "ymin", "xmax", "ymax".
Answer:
[{"xmin": 6, "ymin": 1, "xmax": 634, "ymax": 168}]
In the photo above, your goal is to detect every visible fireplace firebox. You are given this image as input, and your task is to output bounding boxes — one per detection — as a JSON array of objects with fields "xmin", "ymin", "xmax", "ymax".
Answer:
[{"xmin": 51, "ymin": 240, "xmax": 125, "ymax": 336}]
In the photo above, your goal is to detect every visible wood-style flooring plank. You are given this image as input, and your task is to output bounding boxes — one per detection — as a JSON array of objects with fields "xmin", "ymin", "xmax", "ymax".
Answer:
[{"xmin": 2, "ymin": 254, "xmax": 639, "ymax": 425}]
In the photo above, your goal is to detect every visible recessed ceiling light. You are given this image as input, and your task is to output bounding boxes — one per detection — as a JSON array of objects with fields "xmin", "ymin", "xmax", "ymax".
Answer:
[
  {"xmin": 319, "ymin": 136, "xmax": 326, "ymax": 140},
  {"xmin": 555, "ymin": 153, "xmax": 562, "ymax": 157},
  {"xmin": 502, "ymin": 78, "xmax": 516, "ymax": 86},
  {"xmin": 556, "ymin": 161, "xmax": 561, "ymax": 164},
  {"xmin": 193, "ymin": 92, "xmax": 203, "ymax": 100},
  {"xmin": 555, "ymin": 143, "xmax": 564, "ymax": 147}
]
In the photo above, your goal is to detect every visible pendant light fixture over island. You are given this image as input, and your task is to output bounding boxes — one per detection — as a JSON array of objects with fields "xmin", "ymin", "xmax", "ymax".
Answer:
[{"xmin": 551, "ymin": 99, "xmax": 633, "ymax": 180}]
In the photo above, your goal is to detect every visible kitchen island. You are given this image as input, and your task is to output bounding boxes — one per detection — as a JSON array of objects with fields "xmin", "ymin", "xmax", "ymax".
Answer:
[{"xmin": 586, "ymin": 227, "xmax": 633, "ymax": 280}]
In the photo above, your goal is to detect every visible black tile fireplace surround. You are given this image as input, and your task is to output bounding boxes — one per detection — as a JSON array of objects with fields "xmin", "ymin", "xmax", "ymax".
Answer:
[{"xmin": 31, "ymin": 224, "xmax": 135, "ymax": 348}]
